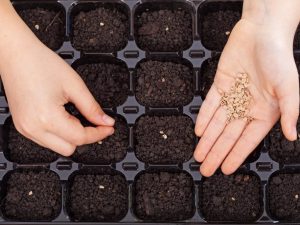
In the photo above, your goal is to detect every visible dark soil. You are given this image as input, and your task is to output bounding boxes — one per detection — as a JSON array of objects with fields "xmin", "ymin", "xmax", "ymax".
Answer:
[
  {"xmin": 200, "ymin": 3, "xmax": 241, "ymax": 51},
  {"xmin": 200, "ymin": 173, "xmax": 262, "ymax": 222},
  {"xmin": 268, "ymin": 173, "xmax": 300, "ymax": 221},
  {"xmin": 72, "ymin": 6, "xmax": 129, "ymax": 52},
  {"xmin": 75, "ymin": 62, "xmax": 129, "ymax": 108},
  {"xmin": 17, "ymin": 7, "xmax": 65, "ymax": 50},
  {"xmin": 269, "ymin": 122, "xmax": 300, "ymax": 163},
  {"xmin": 294, "ymin": 26, "xmax": 300, "ymax": 50},
  {"xmin": 133, "ymin": 171, "xmax": 194, "ymax": 221},
  {"xmin": 3, "ymin": 170, "xmax": 61, "ymax": 221},
  {"xmin": 72, "ymin": 117, "xmax": 128, "ymax": 164},
  {"xmin": 68, "ymin": 173, "xmax": 128, "ymax": 221},
  {"xmin": 200, "ymin": 57, "xmax": 219, "ymax": 99},
  {"xmin": 6, "ymin": 121, "xmax": 58, "ymax": 164},
  {"xmin": 136, "ymin": 60, "xmax": 194, "ymax": 107},
  {"xmin": 135, "ymin": 115, "xmax": 195, "ymax": 164},
  {"xmin": 135, "ymin": 8, "xmax": 193, "ymax": 51}
]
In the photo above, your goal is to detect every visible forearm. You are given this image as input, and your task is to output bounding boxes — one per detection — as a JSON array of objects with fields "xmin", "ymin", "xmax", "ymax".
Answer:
[
  {"xmin": 0, "ymin": 0, "xmax": 40, "ymax": 75},
  {"xmin": 243, "ymin": 0, "xmax": 300, "ymax": 43}
]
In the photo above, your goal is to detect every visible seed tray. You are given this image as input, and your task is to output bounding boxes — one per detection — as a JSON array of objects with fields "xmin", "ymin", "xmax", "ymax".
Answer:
[{"xmin": 0, "ymin": 0, "xmax": 299, "ymax": 224}]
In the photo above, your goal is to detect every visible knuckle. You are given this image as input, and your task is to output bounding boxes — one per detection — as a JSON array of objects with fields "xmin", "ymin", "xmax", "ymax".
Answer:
[
  {"xmin": 15, "ymin": 121, "xmax": 34, "ymax": 136},
  {"xmin": 87, "ymin": 101, "xmax": 101, "ymax": 115},
  {"xmin": 222, "ymin": 131, "xmax": 237, "ymax": 142},
  {"xmin": 200, "ymin": 134, "xmax": 213, "ymax": 146}
]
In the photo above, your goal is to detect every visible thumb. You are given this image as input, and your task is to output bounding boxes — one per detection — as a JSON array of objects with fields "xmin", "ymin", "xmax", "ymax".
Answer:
[
  {"xmin": 64, "ymin": 76, "xmax": 115, "ymax": 127},
  {"xmin": 276, "ymin": 68, "xmax": 299, "ymax": 141}
]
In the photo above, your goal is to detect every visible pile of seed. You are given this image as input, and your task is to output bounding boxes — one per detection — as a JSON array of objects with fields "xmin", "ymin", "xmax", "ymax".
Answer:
[{"xmin": 220, "ymin": 73, "xmax": 252, "ymax": 123}]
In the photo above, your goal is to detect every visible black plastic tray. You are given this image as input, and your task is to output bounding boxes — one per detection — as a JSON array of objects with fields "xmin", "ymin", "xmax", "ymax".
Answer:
[{"xmin": 0, "ymin": 0, "xmax": 299, "ymax": 224}]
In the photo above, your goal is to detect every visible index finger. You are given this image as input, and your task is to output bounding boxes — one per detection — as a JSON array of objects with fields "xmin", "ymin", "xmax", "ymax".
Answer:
[{"xmin": 47, "ymin": 109, "xmax": 114, "ymax": 146}]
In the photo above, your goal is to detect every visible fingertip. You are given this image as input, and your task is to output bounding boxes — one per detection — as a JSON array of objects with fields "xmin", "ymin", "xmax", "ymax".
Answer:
[
  {"xmin": 102, "ymin": 114, "xmax": 115, "ymax": 126},
  {"xmin": 108, "ymin": 127, "xmax": 115, "ymax": 136},
  {"xmin": 194, "ymin": 126, "xmax": 203, "ymax": 137},
  {"xmin": 200, "ymin": 166, "xmax": 213, "ymax": 177},
  {"xmin": 281, "ymin": 118, "xmax": 298, "ymax": 141},
  {"xmin": 193, "ymin": 144, "xmax": 204, "ymax": 163},
  {"xmin": 221, "ymin": 164, "xmax": 234, "ymax": 176}
]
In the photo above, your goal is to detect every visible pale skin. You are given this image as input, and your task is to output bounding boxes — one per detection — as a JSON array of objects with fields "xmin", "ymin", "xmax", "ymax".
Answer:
[
  {"xmin": 0, "ymin": 1, "xmax": 299, "ymax": 175},
  {"xmin": 0, "ymin": 0, "xmax": 115, "ymax": 156},
  {"xmin": 194, "ymin": 0, "xmax": 300, "ymax": 176}
]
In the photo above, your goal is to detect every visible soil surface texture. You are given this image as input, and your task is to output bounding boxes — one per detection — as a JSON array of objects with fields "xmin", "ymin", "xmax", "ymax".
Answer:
[
  {"xmin": 200, "ymin": 173, "xmax": 262, "ymax": 222},
  {"xmin": 136, "ymin": 60, "xmax": 194, "ymax": 107},
  {"xmin": 3, "ymin": 170, "xmax": 61, "ymax": 221},
  {"xmin": 17, "ymin": 7, "xmax": 65, "ymax": 50},
  {"xmin": 72, "ymin": 117, "xmax": 128, "ymax": 164},
  {"xmin": 7, "ymin": 122, "xmax": 58, "ymax": 164},
  {"xmin": 135, "ymin": 8, "xmax": 193, "ymax": 51},
  {"xmin": 135, "ymin": 115, "xmax": 195, "ymax": 164},
  {"xmin": 268, "ymin": 173, "xmax": 300, "ymax": 221},
  {"xmin": 72, "ymin": 7, "xmax": 129, "ymax": 52},
  {"xmin": 133, "ymin": 171, "xmax": 194, "ymax": 221},
  {"xmin": 200, "ymin": 3, "xmax": 241, "ymax": 51},
  {"xmin": 76, "ymin": 62, "xmax": 129, "ymax": 108},
  {"xmin": 200, "ymin": 57, "xmax": 218, "ymax": 99},
  {"xmin": 68, "ymin": 173, "xmax": 128, "ymax": 221},
  {"xmin": 269, "ymin": 121, "xmax": 300, "ymax": 163}
]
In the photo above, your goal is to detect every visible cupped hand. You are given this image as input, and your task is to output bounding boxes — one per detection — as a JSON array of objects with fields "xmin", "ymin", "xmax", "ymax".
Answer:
[
  {"xmin": 194, "ymin": 19, "xmax": 299, "ymax": 176},
  {"xmin": 0, "ymin": 40, "xmax": 115, "ymax": 156}
]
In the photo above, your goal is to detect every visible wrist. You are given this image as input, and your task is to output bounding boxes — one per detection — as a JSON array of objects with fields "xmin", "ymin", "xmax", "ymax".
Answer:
[
  {"xmin": 242, "ymin": 0, "xmax": 300, "ymax": 43},
  {"xmin": 0, "ymin": 1, "xmax": 41, "ymax": 76}
]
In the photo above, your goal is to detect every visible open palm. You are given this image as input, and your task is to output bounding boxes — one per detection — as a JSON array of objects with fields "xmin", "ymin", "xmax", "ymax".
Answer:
[{"xmin": 194, "ymin": 19, "xmax": 299, "ymax": 176}]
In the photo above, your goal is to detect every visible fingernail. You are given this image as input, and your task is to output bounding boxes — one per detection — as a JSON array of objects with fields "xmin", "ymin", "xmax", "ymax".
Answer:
[{"xmin": 102, "ymin": 115, "xmax": 115, "ymax": 126}]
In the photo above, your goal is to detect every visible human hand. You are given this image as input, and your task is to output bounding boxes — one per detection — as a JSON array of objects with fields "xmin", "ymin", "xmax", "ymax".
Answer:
[
  {"xmin": 194, "ymin": 18, "xmax": 299, "ymax": 176},
  {"xmin": 0, "ymin": 40, "xmax": 115, "ymax": 157}
]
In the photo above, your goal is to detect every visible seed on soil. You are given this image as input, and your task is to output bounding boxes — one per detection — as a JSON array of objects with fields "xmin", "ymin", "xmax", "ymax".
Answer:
[
  {"xmin": 97, "ymin": 141, "xmax": 103, "ymax": 145},
  {"xmin": 16, "ymin": 7, "xmax": 65, "ymax": 50},
  {"xmin": 135, "ymin": 7, "xmax": 193, "ymax": 51},
  {"xmin": 72, "ymin": 6, "xmax": 129, "ymax": 52},
  {"xmin": 68, "ymin": 173, "xmax": 128, "ymax": 221},
  {"xmin": 3, "ymin": 170, "xmax": 61, "ymax": 221},
  {"xmin": 135, "ymin": 115, "xmax": 195, "ymax": 164},
  {"xmin": 231, "ymin": 197, "xmax": 236, "ymax": 201},
  {"xmin": 199, "ymin": 2, "xmax": 242, "ymax": 51},
  {"xmin": 269, "ymin": 173, "xmax": 300, "ymax": 221}
]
